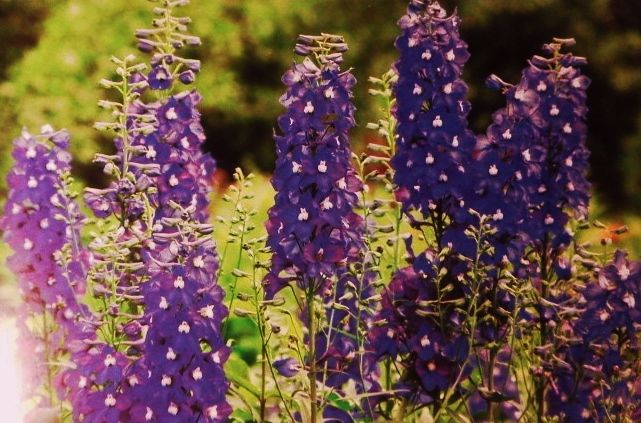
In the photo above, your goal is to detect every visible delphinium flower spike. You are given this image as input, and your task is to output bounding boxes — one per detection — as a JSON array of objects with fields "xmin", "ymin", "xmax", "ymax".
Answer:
[
  {"xmin": 131, "ymin": 1, "xmax": 231, "ymax": 420},
  {"xmin": 58, "ymin": 54, "xmax": 157, "ymax": 423},
  {"xmin": 493, "ymin": 39, "xmax": 591, "ymax": 420},
  {"xmin": 370, "ymin": 1, "xmax": 476, "ymax": 417},
  {"xmin": 264, "ymin": 33, "xmax": 375, "ymax": 421},
  {"xmin": 1, "ymin": 127, "xmax": 90, "ymax": 415},
  {"xmin": 391, "ymin": 0, "xmax": 476, "ymax": 248}
]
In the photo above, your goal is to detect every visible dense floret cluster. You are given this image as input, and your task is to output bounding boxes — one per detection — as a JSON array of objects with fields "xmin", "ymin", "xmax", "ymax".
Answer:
[
  {"xmin": 264, "ymin": 35, "xmax": 364, "ymax": 297},
  {"xmin": 1, "ymin": 127, "xmax": 89, "ymax": 410}
]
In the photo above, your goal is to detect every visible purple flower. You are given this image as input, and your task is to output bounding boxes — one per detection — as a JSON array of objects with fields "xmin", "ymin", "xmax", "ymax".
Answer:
[
  {"xmin": 128, "ymin": 90, "xmax": 230, "ymax": 422},
  {"xmin": 511, "ymin": 40, "xmax": 591, "ymax": 246},
  {"xmin": 391, "ymin": 0, "xmax": 476, "ymax": 236},
  {"xmin": 265, "ymin": 34, "xmax": 379, "ymax": 418},
  {"xmin": 274, "ymin": 357, "xmax": 301, "ymax": 378},
  {"xmin": 1, "ymin": 127, "xmax": 90, "ymax": 408},
  {"xmin": 148, "ymin": 65, "xmax": 173, "ymax": 90},
  {"xmin": 370, "ymin": 253, "xmax": 469, "ymax": 404},
  {"xmin": 264, "ymin": 38, "xmax": 364, "ymax": 298}
]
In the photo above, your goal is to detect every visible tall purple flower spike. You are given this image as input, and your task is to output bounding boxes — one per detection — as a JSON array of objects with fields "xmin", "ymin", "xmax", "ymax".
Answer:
[
  {"xmin": 516, "ymin": 40, "xmax": 591, "ymax": 247},
  {"xmin": 263, "ymin": 34, "xmax": 364, "ymax": 299},
  {"xmin": 1, "ymin": 127, "xmax": 90, "ymax": 410},
  {"xmin": 130, "ymin": 91, "xmax": 231, "ymax": 422},
  {"xmin": 371, "ymin": 0, "xmax": 473, "ymax": 408},
  {"xmin": 391, "ymin": 0, "xmax": 476, "ymax": 246},
  {"xmin": 265, "ymin": 33, "xmax": 380, "ymax": 419}
]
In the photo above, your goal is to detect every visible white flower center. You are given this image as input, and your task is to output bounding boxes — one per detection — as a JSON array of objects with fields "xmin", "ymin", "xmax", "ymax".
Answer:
[
  {"xmin": 104, "ymin": 394, "xmax": 116, "ymax": 407},
  {"xmin": 165, "ymin": 107, "xmax": 178, "ymax": 120},
  {"xmin": 159, "ymin": 296, "xmax": 169, "ymax": 310},
  {"xmin": 489, "ymin": 165, "xmax": 498, "ymax": 176},
  {"xmin": 618, "ymin": 265, "xmax": 631, "ymax": 281},
  {"xmin": 166, "ymin": 348, "xmax": 177, "ymax": 360},
  {"xmin": 146, "ymin": 146, "xmax": 157, "ymax": 159},
  {"xmin": 173, "ymin": 276, "xmax": 185, "ymax": 289},
  {"xmin": 317, "ymin": 161, "xmax": 327, "ymax": 173},
  {"xmin": 193, "ymin": 255, "xmax": 205, "ymax": 268},
  {"xmin": 23, "ymin": 239, "xmax": 33, "ymax": 251},
  {"xmin": 298, "ymin": 208, "xmax": 309, "ymax": 221},
  {"xmin": 178, "ymin": 321, "xmax": 191, "ymax": 334},
  {"xmin": 104, "ymin": 354, "xmax": 116, "ymax": 367},
  {"xmin": 324, "ymin": 87, "xmax": 335, "ymax": 99},
  {"xmin": 200, "ymin": 305, "xmax": 215, "ymax": 319},
  {"xmin": 432, "ymin": 115, "xmax": 443, "ymax": 128},
  {"xmin": 168, "ymin": 403, "xmax": 179, "ymax": 415},
  {"xmin": 304, "ymin": 101, "xmax": 315, "ymax": 114},
  {"xmin": 161, "ymin": 375, "xmax": 172, "ymax": 387},
  {"xmin": 425, "ymin": 153, "xmax": 435, "ymax": 165}
]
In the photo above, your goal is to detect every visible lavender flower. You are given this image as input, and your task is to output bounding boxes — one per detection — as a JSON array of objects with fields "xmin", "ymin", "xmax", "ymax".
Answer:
[
  {"xmin": 545, "ymin": 251, "xmax": 641, "ymax": 420},
  {"xmin": 126, "ymin": 2, "xmax": 231, "ymax": 419},
  {"xmin": 371, "ymin": 1, "xmax": 475, "ymax": 410},
  {"xmin": 511, "ymin": 39, "xmax": 591, "ymax": 247},
  {"xmin": 370, "ymin": 252, "xmax": 469, "ymax": 406},
  {"xmin": 1, "ymin": 127, "xmax": 89, "ymax": 409}
]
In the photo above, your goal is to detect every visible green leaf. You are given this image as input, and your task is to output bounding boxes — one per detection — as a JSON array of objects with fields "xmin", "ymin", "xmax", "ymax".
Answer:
[{"xmin": 224, "ymin": 353, "xmax": 260, "ymax": 399}]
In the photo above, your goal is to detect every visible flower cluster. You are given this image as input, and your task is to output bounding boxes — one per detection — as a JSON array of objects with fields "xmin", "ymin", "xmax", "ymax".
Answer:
[
  {"xmin": 130, "ymin": 2, "xmax": 230, "ymax": 419},
  {"xmin": 370, "ymin": 251, "xmax": 469, "ymax": 405},
  {"xmin": 265, "ymin": 33, "xmax": 380, "ymax": 419},
  {"xmin": 133, "ymin": 90, "xmax": 230, "ymax": 421},
  {"xmin": 546, "ymin": 251, "xmax": 641, "ymax": 420},
  {"xmin": 391, "ymin": 0, "xmax": 476, "ymax": 239},
  {"xmin": 264, "ymin": 34, "xmax": 364, "ymax": 298},
  {"xmin": 135, "ymin": 1, "xmax": 202, "ymax": 92},
  {"xmin": 518, "ymin": 40, "xmax": 591, "ymax": 245},
  {"xmin": 372, "ymin": 0, "xmax": 475, "ymax": 408},
  {"xmin": 1, "ymin": 127, "xmax": 89, "ymax": 409}
]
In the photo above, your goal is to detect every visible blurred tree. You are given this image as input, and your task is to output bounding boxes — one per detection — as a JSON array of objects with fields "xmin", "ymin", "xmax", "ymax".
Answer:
[{"xmin": 0, "ymin": 0, "xmax": 640, "ymax": 212}]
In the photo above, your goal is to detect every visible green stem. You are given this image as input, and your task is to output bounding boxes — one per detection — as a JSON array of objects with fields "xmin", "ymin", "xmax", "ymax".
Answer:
[{"xmin": 307, "ymin": 284, "xmax": 318, "ymax": 423}]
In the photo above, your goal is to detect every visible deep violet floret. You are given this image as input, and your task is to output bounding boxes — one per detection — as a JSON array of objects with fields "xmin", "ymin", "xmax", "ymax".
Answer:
[{"xmin": 545, "ymin": 251, "xmax": 641, "ymax": 420}]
